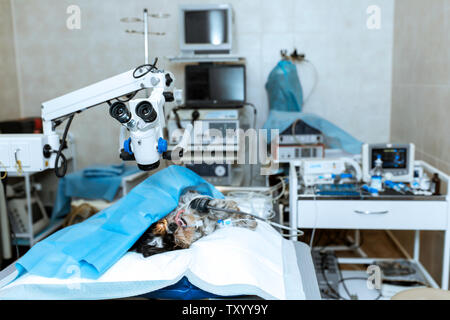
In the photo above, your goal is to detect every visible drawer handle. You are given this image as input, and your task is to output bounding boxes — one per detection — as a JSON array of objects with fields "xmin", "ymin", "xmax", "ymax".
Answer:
[{"xmin": 354, "ymin": 210, "xmax": 389, "ymax": 215}]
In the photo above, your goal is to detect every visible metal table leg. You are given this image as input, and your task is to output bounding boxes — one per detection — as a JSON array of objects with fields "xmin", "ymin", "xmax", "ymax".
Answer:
[
  {"xmin": 442, "ymin": 229, "xmax": 450, "ymax": 290},
  {"xmin": 24, "ymin": 173, "xmax": 33, "ymax": 246}
]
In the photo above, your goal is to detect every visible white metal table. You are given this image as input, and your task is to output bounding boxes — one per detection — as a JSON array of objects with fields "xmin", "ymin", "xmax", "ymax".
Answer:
[{"xmin": 289, "ymin": 160, "xmax": 450, "ymax": 290}]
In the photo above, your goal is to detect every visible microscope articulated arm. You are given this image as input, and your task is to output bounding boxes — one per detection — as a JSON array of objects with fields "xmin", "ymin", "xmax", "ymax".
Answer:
[{"xmin": 37, "ymin": 63, "xmax": 186, "ymax": 176}]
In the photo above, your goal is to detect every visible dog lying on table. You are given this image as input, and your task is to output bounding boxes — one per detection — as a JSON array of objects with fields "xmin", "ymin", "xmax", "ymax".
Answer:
[{"xmin": 130, "ymin": 191, "xmax": 258, "ymax": 257}]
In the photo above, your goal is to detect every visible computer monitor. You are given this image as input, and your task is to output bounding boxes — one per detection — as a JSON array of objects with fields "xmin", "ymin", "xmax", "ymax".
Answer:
[
  {"xmin": 185, "ymin": 64, "xmax": 245, "ymax": 107},
  {"xmin": 362, "ymin": 143, "xmax": 415, "ymax": 182},
  {"xmin": 179, "ymin": 4, "xmax": 233, "ymax": 55}
]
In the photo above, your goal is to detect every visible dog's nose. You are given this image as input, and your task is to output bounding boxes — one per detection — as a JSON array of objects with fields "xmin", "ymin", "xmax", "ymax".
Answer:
[{"xmin": 168, "ymin": 222, "xmax": 178, "ymax": 232}]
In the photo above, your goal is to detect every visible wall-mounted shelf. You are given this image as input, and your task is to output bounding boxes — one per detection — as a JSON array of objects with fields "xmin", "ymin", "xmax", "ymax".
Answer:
[{"xmin": 166, "ymin": 55, "xmax": 245, "ymax": 63}]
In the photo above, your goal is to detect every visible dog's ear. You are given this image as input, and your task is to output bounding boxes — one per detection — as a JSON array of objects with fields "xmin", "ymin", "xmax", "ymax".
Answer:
[{"xmin": 153, "ymin": 219, "xmax": 168, "ymax": 235}]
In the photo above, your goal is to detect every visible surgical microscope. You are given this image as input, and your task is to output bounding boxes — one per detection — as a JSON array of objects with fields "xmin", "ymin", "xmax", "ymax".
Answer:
[{"xmin": 0, "ymin": 59, "xmax": 192, "ymax": 177}]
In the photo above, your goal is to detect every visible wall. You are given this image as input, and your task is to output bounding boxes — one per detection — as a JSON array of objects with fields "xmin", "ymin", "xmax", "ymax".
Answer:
[
  {"xmin": 390, "ymin": 0, "xmax": 450, "ymax": 286},
  {"xmin": 3, "ymin": 0, "xmax": 398, "ymax": 232},
  {"xmin": 0, "ymin": 0, "xmax": 20, "ymax": 121},
  {"xmin": 8, "ymin": 0, "xmax": 395, "ymax": 170},
  {"xmin": 391, "ymin": 0, "xmax": 450, "ymax": 173}
]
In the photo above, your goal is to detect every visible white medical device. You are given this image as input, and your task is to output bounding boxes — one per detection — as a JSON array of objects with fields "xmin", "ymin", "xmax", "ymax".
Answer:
[
  {"xmin": 8, "ymin": 196, "xmax": 50, "ymax": 236},
  {"xmin": 0, "ymin": 60, "xmax": 192, "ymax": 176},
  {"xmin": 276, "ymin": 144, "xmax": 325, "ymax": 163},
  {"xmin": 362, "ymin": 143, "xmax": 415, "ymax": 183},
  {"xmin": 300, "ymin": 158, "xmax": 362, "ymax": 187},
  {"xmin": 179, "ymin": 4, "xmax": 233, "ymax": 56}
]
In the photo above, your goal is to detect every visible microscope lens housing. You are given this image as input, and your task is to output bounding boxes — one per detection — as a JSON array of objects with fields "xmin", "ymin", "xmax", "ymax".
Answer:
[
  {"xmin": 135, "ymin": 101, "xmax": 157, "ymax": 123},
  {"xmin": 109, "ymin": 102, "xmax": 131, "ymax": 124}
]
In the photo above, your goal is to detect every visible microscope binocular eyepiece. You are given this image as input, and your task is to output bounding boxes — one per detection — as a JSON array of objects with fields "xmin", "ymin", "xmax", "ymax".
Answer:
[
  {"xmin": 135, "ymin": 101, "xmax": 157, "ymax": 123},
  {"xmin": 109, "ymin": 102, "xmax": 131, "ymax": 124}
]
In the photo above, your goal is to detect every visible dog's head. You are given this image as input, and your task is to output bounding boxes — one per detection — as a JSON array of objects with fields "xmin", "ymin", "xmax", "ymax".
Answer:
[{"xmin": 164, "ymin": 212, "xmax": 198, "ymax": 249}]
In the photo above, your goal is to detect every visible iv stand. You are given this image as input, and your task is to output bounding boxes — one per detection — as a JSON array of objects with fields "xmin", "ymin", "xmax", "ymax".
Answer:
[
  {"xmin": 143, "ymin": 9, "xmax": 149, "ymax": 65},
  {"xmin": 121, "ymin": 9, "xmax": 169, "ymax": 65},
  {"xmin": 119, "ymin": 9, "xmax": 169, "ymax": 151}
]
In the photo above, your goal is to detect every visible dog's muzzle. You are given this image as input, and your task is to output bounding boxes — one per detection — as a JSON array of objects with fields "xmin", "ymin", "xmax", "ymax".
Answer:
[
  {"xmin": 168, "ymin": 222, "xmax": 178, "ymax": 233},
  {"xmin": 175, "ymin": 209, "xmax": 187, "ymax": 227}
]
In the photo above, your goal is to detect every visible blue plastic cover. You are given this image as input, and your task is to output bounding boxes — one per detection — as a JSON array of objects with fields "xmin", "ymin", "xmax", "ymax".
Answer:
[
  {"xmin": 51, "ymin": 164, "xmax": 141, "ymax": 220},
  {"xmin": 16, "ymin": 166, "xmax": 224, "ymax": 280},
  {"xmin": 83, "ymin": 164, "xmax": 128, "ymax": 178},
  {"xmin": 265, "ymin": 60, "xmax": 304, "ymax": 112},
  {"xmin": 141, "ymin": 276, "xmax": 224, "ymax": 300},
  {"xmin": 263, "ymin": 110, "xmax": 363, "ymax": 154}
]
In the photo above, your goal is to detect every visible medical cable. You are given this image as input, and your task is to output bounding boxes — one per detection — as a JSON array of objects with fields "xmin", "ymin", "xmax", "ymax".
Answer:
[
  {"xmin": 133, "ymin": 57, "xmax": 159, "ymax": 78},
  {"xmin": 312, "ymin": 230, "xmax": 324, "ymax": 247},
  {"xmin": 175, "ymin": 195, "xmax": 260, "ymax": 229},
  {"xmin": 217, "ymin": 218, "xmax": 256, "ymax": 227},
  {"xmin": 271, "ymin": 176, "xmax": 287, "ymax": 202},
  {"xmin": 0, "ymin": 161, "xmax": 7, "ymax": 180},
  {"xmin": 177, "ymin": 194, "xmax": 215, "ymax": 218},
  {"xmin": 240, "ymin": 102, "xmax": 258, "ymax": 186},
  {"xmin": 115, "ymin": 90, "xmax": 139, "ymax": 102},
  {"xmin": 320, "ymin": 253, "xmax": 346, "ymax": 300},
  {"xmin": 336, "ymin": 258, "xmax": 355, "ymax": 300},
  {"xmin": 226, "ymin": 191, "xmax": 277, "ymax": 220},
  {"xmin": 337, "ymin": 277, "xmax": 383, "ymax": 300},
  {"xmin": 291, "ymin": 118, "xmax": 304, "ymax": 145},
  {"xmin": 54, "ymin": 113, "xmax": 75, "ymax": 178},
  {"xmin": 272, "ymin": 222, "xmax": 304, "ymax": 237},
  {"xmin": 167, "ymin": 106, "xmax": 183, "ymax": 129},
  {"xmin": 319, "ymin": 249, "xmax": 382, "ymax": 300},
  {"xmin": 309, "ymin": 185, "xmax": 319, "ymax": 247},
  {"xmin": 189, "ymin": 197, "xmax": 304, "ymax": 236},
  {"xmin": 243, "ymin": 102, "xmax": 258, "ymax": 131},
  {"xmin": 230, "ymin": 176, "xmax": 288, "ymax": 203},
  {"xmin": 227, "ymin": 178, "xmax": 287, "ymax": 203},
  {"xmin": 301, "ymin": 59, "xmax": 319, "ymax": 105}
]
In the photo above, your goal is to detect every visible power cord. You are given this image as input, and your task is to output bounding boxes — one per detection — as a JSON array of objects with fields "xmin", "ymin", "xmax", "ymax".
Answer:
[
  {"xmin": 54, "ymin": 113, "xmax": 75, "ymax": 178},
  {"xmin": 319, "ymin": 249, "xmax": 383, "ymax": 300},
  {"xmin": 336, "ymin": 259, "xmax": 356, "ymax": 300},
  {"xmin": 337, "ymin": 277, "xmax": 383, "ymax": 300},
  {"xmin": 301, "ymin": 59, "xmax": 319, "ymax": 105},
  {"xmin": 243, "ymin": 102, "xmax": 257, "ymax": 130},
  {"xmin": 320, "ymin": 253, "xmax": 346, "ymax": 300},
  {"xmin": 115, "ymin": 90, "xmax": 138, "ymax": 103},
  {"xmin": 167, "ymin": 106, "xmax": 183, "ymax": 129},
  {"xmin": 133, "ymin": 58, "xmax": 159, "ymax": 79}
]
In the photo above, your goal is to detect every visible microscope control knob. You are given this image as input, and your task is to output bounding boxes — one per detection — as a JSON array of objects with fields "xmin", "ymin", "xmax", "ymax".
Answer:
[
  {"xmin": 151, "ymin": 77, "xmax": 160, "ymax": 86},
  {"xmin": 43, "ymin": 144, "xmax": 52, "ymax": 158},
  {"xmin": 165, "ymin": 73, "xmax": 173, "ymax": 87},
  {"xmin": 163, "ymin": 92, "xmax": 174, "ymax": 102}
]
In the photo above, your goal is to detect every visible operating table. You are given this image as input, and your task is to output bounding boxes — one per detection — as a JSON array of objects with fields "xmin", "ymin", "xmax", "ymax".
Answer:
[{"xmin": 0, "ymin": 240, "xmax": 320, "ymax": 300}]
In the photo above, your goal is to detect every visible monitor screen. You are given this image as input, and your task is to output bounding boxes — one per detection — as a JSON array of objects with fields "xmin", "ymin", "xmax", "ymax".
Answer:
[
  {"xmin": 184, "ymin": 9, "xmax": 229, "ymax": 45},
  {"xmin": 185, "ymin": 65, "xmax": 245, "ymax": 105},
  {"xmin": 371, "ymin": 148, "xmax": 407, "ymax": 169}
]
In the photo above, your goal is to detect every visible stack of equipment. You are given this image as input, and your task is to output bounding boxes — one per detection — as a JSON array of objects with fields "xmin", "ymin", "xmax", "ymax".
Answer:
[{"xmin": 275, "ymin": 119, "xmax": 325, "ymax": 162}]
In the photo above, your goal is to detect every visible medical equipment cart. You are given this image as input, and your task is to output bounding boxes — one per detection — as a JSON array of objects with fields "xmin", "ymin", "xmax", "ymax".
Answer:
[{"xmin": 289, "ymin": 160, "xmax": 450, "ymax": 290}]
